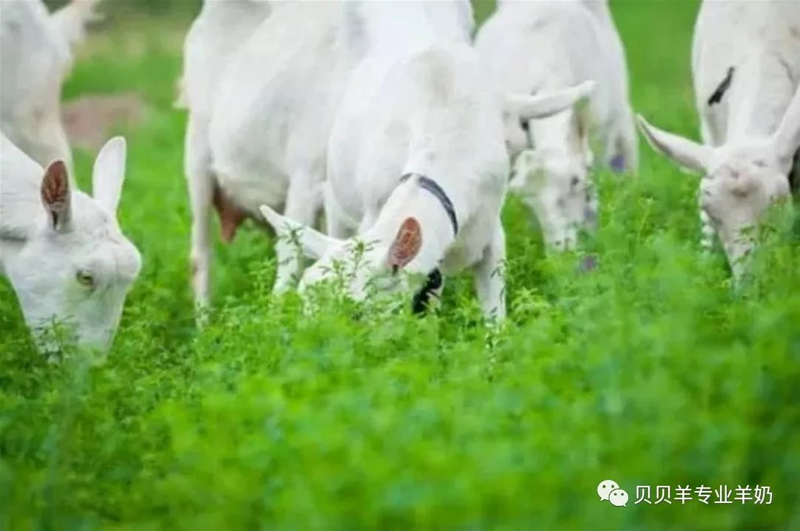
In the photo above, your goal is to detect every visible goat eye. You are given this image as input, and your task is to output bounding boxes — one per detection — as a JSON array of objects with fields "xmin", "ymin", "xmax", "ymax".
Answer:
[
  {"xmin": 519, "ymin": 119, "xmax": 529, "ymax": 132},
  {"xmin": 753, "ymin": 160, "xmax": 767, "ymax": 168},
  {"xmin": 76, "ymin": 270, "xmax": 95, "ymax": 288}
]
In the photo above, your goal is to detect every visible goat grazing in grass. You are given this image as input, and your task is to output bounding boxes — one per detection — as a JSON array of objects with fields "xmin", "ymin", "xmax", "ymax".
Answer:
[
  {"xmin": 260, "ymin": 1, "xmax": 591, "ymax": 320},
  {"xmin": 638, "ymin": 0, "xmax": 800, "ymax": 276},
  {"xmin": 476, "ymin": 0, "xmax": 635, "ymax": 253},
  {"xmin": 182, "ymin": 0, "xmax": 475, "ymax": 315},
  {"xmin": 0, "ymin": 133, "xmax": 140, "ymax": 354}
]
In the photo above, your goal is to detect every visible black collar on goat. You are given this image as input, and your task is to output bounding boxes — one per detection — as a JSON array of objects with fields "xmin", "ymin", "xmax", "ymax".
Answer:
[{"xmin": 400, "ymin": 173, "xmax": 459, "ymax": 236}]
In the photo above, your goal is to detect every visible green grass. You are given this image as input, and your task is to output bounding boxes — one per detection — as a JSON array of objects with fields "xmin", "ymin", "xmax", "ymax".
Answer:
[{"xmin": 2, "ymin": 1, "xmax": 800, "ymax": 529}]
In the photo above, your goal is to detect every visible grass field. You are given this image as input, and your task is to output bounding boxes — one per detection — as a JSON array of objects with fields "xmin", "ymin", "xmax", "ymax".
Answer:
[{"xmin": 2, "ymin": 1, "xmax": 800, "ymax": 529}]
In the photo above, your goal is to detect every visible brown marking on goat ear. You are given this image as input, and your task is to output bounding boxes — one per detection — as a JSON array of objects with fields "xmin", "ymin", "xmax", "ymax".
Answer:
[
  {"xmin": 213, "ymin": 183, "xmax": 247, "ymax": 244},
  {"xmin": 41, "ymin": 160, "xmax": 71, "ymax": 231},
  {"xmin": 387, "ymin": 217, "xmax": 422, "ymax": 273}
]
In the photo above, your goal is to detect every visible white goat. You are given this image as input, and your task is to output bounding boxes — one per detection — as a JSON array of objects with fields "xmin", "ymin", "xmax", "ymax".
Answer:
[
  {"xmin": 184, "ymin": 0, "xmax": 474, "ymax": 310},
  {"xmin": 180, "ymin": 0, "xmax": 273, "ymax": 309},
  {"xmin": 0, "ymin": 133, "xmax": 141, "ymax": 354},
  {"xmin": 260, "ymin": 1, "xmax": 592, "ymax": 320},
  {"xmin": 638, "ymin": 0, "xmax": 800, "ymax": 276},
  {"xmin": 476, "ymin": 0, "xmax": 636, "ymax": 252},
  {"xmin": 0, "ymin": 0, "xmax": 102, "ymax": 172}
]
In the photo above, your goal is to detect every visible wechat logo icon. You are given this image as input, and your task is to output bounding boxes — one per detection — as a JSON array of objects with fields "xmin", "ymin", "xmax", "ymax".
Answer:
[{"xmin": 598, "ymin": 479, "xmax": 628, "ymax": 507}]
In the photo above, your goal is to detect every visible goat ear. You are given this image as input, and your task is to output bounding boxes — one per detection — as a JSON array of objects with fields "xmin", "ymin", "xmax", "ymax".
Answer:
[
  {"xmin": 636, "ymin": 114, "xmax": 712, "ymax": 173},
  {"xmin": 259, "ymin": 205, "xmax": 339, "ymax": 259},
  {"xmin": 41, "ymin": 160, "xmax": 72, "ymax": 233},
  {"xmin": 773, "ymin": 85, "xmax": 800, "ymax": 165},
  {"xmin": 92, "ymin": 137, "xmax": 127, "ymax": 214},
  {"xmin": 506, "ymin": 80, "xmax": 596, "ymax": 121},
  {"xmin": 386, "ymin": 217, "xmax": 422, "ymax": 274}
]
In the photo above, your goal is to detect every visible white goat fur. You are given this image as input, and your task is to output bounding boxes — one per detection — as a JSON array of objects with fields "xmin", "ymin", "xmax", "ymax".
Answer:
[
  {"xmin": 638, "ymin": 0, "xmax": 800, "ymax": 276},
  {"xmin": 180, "ymin": 0, "xmax": 273, "ymax": 310},
  {"xmin": 0, "ymin": 0, "xmax": 102, "ymax": 172},
  {"xmin": 0, "ymin": 133, "xmax": 141, "ymax": 354},
  {"xmin": 476, "ymin": 0, "xmax": 637, "ymax": 251},
  {"xmin": 260, "ymin": 1, "xmax": 592, "ymax": 320},
  {"xmin": 183, "ymin": 0, "xmax": 475, "ymax": 310}
]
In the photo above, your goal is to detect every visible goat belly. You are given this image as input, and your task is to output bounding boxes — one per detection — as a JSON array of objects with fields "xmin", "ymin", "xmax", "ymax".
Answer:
[{"xmin": 214, "ymin": 167, "xmax": 289, "ymax": 221}]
